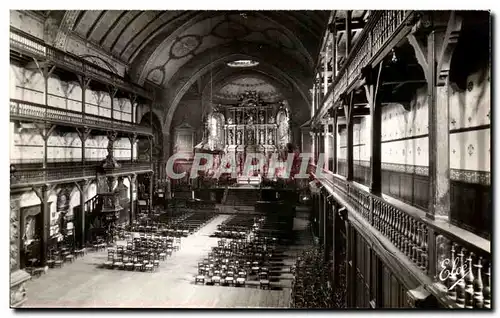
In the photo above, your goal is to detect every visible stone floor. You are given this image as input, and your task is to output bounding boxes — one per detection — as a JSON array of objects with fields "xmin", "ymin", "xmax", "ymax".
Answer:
[{"xmin": 22, "ymin": 214, "xmax": 299, "ymax": 308}]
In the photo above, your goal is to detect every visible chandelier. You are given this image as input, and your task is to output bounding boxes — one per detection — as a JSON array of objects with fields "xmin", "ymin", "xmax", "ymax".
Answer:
[{"xmin": 227, "ymin": 60, "xmax": 259, "ymax": 68}]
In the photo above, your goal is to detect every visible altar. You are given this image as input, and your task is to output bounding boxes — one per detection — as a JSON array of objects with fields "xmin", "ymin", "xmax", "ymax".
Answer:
[{"xmin": 194, "ymin": 90, "xmax": 292, "ymax": 184}]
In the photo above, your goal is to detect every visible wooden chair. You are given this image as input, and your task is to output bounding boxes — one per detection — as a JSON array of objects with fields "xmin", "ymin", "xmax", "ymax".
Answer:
[
  {"xmin": 145, "ymin": 263, "xmax": 154, "ymax": 272},
  {"xmin": 235, "ymin": 277, "xmax": 246, "ymax": 287},
  {"xmin": 195, "ymin": 275, "xmax": 205, "ymax": 284},
  {"xmin": 212, "ymin": 275, "xmax": 221, "ymax": 285},
  {"xmin": 64, "ymin": 254, "xmax": 75, "ymax": 263}
]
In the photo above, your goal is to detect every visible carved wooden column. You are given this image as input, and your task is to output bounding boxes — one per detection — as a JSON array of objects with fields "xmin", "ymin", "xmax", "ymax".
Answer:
[
  {"xmin": 33, "ymin": 184, "xmax": 55, "ymax": 266},
  {"xmin": 10, "ymin": 193, "xmax": 30, "ymax": 308},
  {"xmin": 324, "ymin": 122, "xmax": 329, "ymax": 171},
  {"xmin": 408, "ymin": 12, "xmax": 462, "ymax": 220}
]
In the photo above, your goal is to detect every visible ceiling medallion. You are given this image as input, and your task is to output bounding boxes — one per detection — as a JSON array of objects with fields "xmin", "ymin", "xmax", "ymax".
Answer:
[
  {"xmin": 170, "ymin": 35, "xmax": 201, "ymax": 59},
  {"xmin": 227, "ymin": 60, "xmax": 259, "ymax": 68}
]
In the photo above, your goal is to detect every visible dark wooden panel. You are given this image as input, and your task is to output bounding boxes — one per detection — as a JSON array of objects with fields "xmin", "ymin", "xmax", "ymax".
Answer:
[{"xmin": 450, "ymin": 180, "xmax": 491, "ymax": 240}]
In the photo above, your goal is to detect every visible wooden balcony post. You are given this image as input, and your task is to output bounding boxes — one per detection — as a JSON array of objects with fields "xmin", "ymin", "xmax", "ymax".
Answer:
[
  {"xmin": 30, "ymin": 59, "xmax": 55, "ymax": 107},
  {"xmin": 324, "ymin": 38, "xmax": 329, "ymax": 95},
  {"xmin": 109, "ymin": 86, "xmax": 118, "ymax": 122},
  {"xmin": 129, "ymin": 174, "xmax": 136, "ymax": 225},
  {"xmin": 129, "ymin": 133, "xmax": 137, "ymax": 163},
  {"xmin": 312, "ymin": 85, "xmax": 317, "ymax": 117},
  {"xmin": 148, "ymin": 172, "xmax": 154, "ymax": 213},
  {"xmin": 346, "ymin": 10, "xmax": 352, "ymax": 56},
  {"xmin": 37, "ymin": 124, "xmax": 56, "ymax": 169},
  {"xmin": 342, "ymin": 92, "xmax": 354, "ymax": 180},
  {"xmin": 77, "ymin": 75, "xmax": 91, "ymax": 122},
  {"xmin": 128, "ymin": 94, "xmax": 137, "ymax": 124},
  {"xmin": 332, "ymin": 109, "xmax": 338, "ymax": 174},
  {"xmin": 408, "ymin": 12, "xmax": 462, "ymax": 220},
  {"xmin": 76, "ymin": 127, "xmax": 92, "ymax": 166},
  {"xmin": 323, "ymin": 193, "xmax": 328, "ymax": 250},
  {"xmin": 33, "ymin": 184, "xmax": 55, "ymax": 266},
  {"xmin": 324, "ymin": 122, "xmax": 329, "ymax": 171},
  {"xmin": 74, "ymin": 180, "xmax": 91, "ymax": 248},
  {"xmin": 333, "ymin": 31, "xmax": 338, "ymax": 77},
  {"xmin": 362, "ymin": 64, "xmax": 383, "ymax": 194},
  {"xmin": 310, "ymin": 131, "xmax": 316, "ymax": 163}
]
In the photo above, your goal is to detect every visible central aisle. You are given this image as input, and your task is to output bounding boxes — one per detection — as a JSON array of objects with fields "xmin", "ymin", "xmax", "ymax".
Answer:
[{"xmin": 23, "ymin": 214, "xmax": 291, "ymax": 308}]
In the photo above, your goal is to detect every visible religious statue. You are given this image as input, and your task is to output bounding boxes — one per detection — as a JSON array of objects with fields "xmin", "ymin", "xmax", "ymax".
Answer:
[
  {"xmin": 268, "ymin": 134, "xmax": 274, "ymax": 145},
  {"xmin": 227, "ymin": 116, "xmax": 233, "ymax": 124},
  {"xmin": 229, "ymin": 130, "xmax": 234, "ymax": 145},
  {"xmin": 247, "ymin": 130, "xmax": 254, "ymax": 144},
  {"xmin": 247, "ymin": 111, "xmax": 254, "ymax": 125},
  {"xmin": 236, "ymin": 130, "xmax": 242, "ymax": 145},
  {"xmin": 268, "ymin": 115, "xmax": 275, "ymax": 124},
  {"xmin": 259, "ymin": 111, "xmax": 265, "ymax": 124},
  {"xmin": 260, "ymin": 130, "xmax": 265, "ymax": 145}
]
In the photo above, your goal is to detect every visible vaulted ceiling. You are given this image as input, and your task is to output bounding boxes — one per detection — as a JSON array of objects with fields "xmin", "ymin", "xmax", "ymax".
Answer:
[
  {"xmin": 41, "ymin": 10, "xmax": 330, "ymax": 131},
  {"xmin": 54, "ymin": 11, "xmax": 328, "ymax": 82}
]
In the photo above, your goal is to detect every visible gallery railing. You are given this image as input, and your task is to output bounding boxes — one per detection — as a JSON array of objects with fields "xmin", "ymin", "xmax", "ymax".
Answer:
[
  {"xmin": 10, "ymin": 162, "xmax": 153, "ymax": 188},
  {"xmin": 316, "ymin": 11, "xmax": 414, "ymax": 122},
  {"xmin": 10, "ymin": 27, "xmax": 153, "ymax": 100},
  {"xmin": 10, "ymin": 99, "xmax": 153, "ymax": 136},
  {"xmin": 312, "ymin": 166, "xmax": 491, "ymax": 309}
]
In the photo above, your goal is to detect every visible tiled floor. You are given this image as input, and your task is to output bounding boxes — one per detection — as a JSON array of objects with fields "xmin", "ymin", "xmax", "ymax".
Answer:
[{"xmin": 22, "ymin": 214, "xmax": 294, "ymax": 308}]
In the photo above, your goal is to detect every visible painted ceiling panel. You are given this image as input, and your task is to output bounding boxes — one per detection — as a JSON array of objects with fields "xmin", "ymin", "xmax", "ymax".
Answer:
[
  {"xmin": 111, "ymin": 11, "xmax": 160, "ymax": 57},
  {"xmin": 100, "ymin": 10, "xmax": 142, "ymax": 52},
  {"xmin": 88, "ymin": 10, "xmax": 124, "ymax": 44},
  {"xmin": 121, "ymin": 11, "xmax": 184, "ymax": 62},
  {"xmin": 73, "ymin": 10, "xmax": 103, "ymax": 36}
]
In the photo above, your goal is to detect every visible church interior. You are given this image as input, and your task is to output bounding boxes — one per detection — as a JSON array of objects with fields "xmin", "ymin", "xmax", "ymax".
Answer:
[{"xmin": 9, "ymin": 10, "xmax": 491, "ymax": 309}]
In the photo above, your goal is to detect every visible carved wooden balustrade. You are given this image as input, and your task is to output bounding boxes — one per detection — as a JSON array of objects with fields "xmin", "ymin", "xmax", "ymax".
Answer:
[
  {"xmin": 317, "ymin": 11, "xmax": 414, "ymax": 122},
  {"xmin": 10, "ymin": 27, "xmax": 153, "ymax": 100},
  {"xmin": 10, "ymin": 162, "xmax": 152, "ymax": 188},
  {"xmin": 10, "ymin": 99, "xmax": 152, "ymax": 136},
  {"xmin": 313, "ymin": 167, "xmax": 491, "ymax": 309}
]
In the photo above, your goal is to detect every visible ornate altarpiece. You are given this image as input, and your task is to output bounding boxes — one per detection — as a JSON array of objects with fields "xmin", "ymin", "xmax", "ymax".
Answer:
[{"xmin": 208, "ymin": 91, "xmax": 291, "ymax": 178}]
